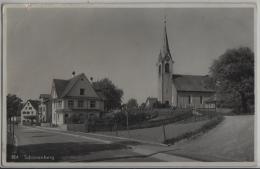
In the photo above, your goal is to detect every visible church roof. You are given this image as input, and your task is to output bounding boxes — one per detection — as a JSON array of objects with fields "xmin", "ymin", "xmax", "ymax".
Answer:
[
  {"xmin": 158, "ymin": 17, "xmax": 173, "ymax": 62},
  {"xmin": 172, "ymin": 74, "xmax": 215, "ymax": 92},
  {"xmin": 162, "ymin": 19, "xmax": 172, "ymax": 59}
]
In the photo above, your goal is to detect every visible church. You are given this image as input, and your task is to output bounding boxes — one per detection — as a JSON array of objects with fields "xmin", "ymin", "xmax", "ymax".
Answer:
[{"xmin": 157, "ymin": 19, "xmax": 216, "ymax": 109}]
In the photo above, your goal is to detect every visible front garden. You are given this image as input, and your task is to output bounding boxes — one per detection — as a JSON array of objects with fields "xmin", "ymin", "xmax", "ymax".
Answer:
[{"xmin": 94, "ymin": 108, "xmax": 224, "ymax": 144}]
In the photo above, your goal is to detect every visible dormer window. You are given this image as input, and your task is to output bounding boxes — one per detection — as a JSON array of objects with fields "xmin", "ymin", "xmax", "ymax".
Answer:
[{"xmin": 80, "ymin": 88, "xmax": 85, "ymax": 95}]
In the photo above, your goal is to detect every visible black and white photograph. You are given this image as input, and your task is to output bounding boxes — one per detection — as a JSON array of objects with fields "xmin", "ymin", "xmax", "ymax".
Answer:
[{"xmin": 1, "ymin": 2, "xmax": 257, "ymax": 167}]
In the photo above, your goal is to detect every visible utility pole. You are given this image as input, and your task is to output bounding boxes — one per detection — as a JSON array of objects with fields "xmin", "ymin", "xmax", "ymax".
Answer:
[
  {"xmin": 12, "ymin": 115, "xmax": 15, "ymax": 145},
  {"xmin": 162, "ymin": 120, "xmax": 166, "ymax": 143},
  {"xmin": 125, "ymin": 108, "xmax": 130, "ymax": 137},
  {"xmin": 115, "ymin": 120, "xmax": 118, "ymax": 136}
]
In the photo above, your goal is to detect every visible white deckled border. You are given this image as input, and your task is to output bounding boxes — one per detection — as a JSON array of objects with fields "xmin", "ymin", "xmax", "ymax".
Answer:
[{"xmin": 0, "ymin": 0, "xmax": 259, "ymax": 168}]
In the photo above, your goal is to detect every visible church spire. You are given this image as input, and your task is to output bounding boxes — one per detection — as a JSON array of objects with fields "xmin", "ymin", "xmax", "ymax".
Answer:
[{"xmin": 161, "ymin": 16, "xmax": 173, "ymax": 61}]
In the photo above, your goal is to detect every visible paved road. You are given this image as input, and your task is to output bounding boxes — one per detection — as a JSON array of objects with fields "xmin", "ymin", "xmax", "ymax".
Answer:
[
  {"xmin": 10, "ymin": 125, "xmax": 196, "ymax": 162},
  {"xmin": 167, "ymin": 115, "xmax": 254, "ymax": 162}
]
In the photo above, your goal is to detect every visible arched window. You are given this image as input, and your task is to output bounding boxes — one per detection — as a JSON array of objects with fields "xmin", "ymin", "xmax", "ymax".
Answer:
[
  {"xmin": 159, "ymin": 65, "xmax": 161, "ymax": 74},
  {"xmin": 165, "ymin": 63, "xmax": 169, "ymax": 73}
]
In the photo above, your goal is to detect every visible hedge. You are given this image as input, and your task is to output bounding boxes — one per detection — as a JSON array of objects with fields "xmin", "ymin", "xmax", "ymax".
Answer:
[{"xmin": 164, "ymin": 115, "xmax": 224, "ymax": 145}]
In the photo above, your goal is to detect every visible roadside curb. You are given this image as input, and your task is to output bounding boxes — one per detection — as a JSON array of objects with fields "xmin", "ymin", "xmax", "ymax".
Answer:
[{"xmin": 130, "ymin": 146, "xmax": 197, "ymax": 162}]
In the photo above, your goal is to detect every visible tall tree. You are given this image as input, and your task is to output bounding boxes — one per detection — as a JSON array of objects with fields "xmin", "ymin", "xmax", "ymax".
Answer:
[
  {"xmin": 209, "ymin": 47, "xmax": 254, "ymax": 114},
  {"xmin": 126, "ymin": 98, "xmax": 138, "ymax": 109},
  {"xmin": 7, "ymin": 94, "xmax": 23, "ymax": 119},
  {"xmin": 92, "ymin": 78, "xmax": 123, "ymax": 110}
]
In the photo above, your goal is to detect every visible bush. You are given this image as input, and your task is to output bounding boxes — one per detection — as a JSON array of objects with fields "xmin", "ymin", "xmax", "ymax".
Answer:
[
  {"xmin": 128, "ymin": 109, "xmax": 193, "ymax": 130},
  {"xmin": 153, "ymin": 101, "xmax": 171, "ymax": 108}
]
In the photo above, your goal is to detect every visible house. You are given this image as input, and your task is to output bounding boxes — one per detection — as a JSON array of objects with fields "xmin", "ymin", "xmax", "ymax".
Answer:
[
  {"xmin": 145, "ymin": 97, "xmax": 158, "ymax": 108},
  {"xmin": 39, "ymin": 94, "xmax": 52, "ymax": 123},
  {"xmin": 157, "ymin": 18, "xmax": 216, "ymax": 108},
  {"xmin": 20, "ymin": 100, "xmax": 40, "ymax": 125},
  {"xmin": 50, "ymin": 73, "xmax": 105, "ymax": 128}
]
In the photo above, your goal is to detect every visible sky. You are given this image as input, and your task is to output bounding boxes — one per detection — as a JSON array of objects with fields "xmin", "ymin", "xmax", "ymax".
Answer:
[{"xmin": 5, "ymin": 7, "xmax": 254, "ymax": 104}]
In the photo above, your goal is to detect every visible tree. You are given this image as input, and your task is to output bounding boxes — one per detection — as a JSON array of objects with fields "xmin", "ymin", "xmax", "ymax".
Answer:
[
  {"xmin": 7, "ymin": 94, "xmax": 23, "ymax": 119},
  {"xmin": 139, "ymin": 102, "xmax": 146, "ymax": 110},
  {"xmin": 92, "ymin": 78, "xmax": 123, "ymax": 110},
  {"xmin": 209, "ymin": 47, "xmax": 254, "ymax": 114},
  {"xmin": 126, "ymin": 98, "xmax": 138, "ymax": 109}
]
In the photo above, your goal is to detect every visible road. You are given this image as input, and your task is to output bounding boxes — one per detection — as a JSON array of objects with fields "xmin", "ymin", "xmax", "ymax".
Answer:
[
  {"xmin": 168, "ymin": 115, "xmax": 254, "ymax": 162},
  {"xmin": 9, "ymin": 125, "xmax": 196, "ymax": 162}
]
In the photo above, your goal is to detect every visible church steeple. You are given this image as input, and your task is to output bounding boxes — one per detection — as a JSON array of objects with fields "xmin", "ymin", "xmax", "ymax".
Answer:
[
  {"xmin": 161, "ymin": 16, "xmax": 173, "ymax": 62},
  {"xmin": 157, "ymin": 16, "xmax": 174, "ymax": 106}
]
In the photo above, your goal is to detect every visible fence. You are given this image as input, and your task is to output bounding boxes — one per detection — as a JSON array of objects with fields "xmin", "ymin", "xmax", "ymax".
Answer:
[
  {"xmin": 67, "ymin": 108, "xmax": 193, "ymax": 132},
  {"xmin": 66, "ymin": 107, "xmax": 220, "ymax": 133}
]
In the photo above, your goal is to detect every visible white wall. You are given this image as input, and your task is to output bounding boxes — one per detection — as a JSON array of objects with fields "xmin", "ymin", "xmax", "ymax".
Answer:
[{"xmin": 21, "ymin": 101, "xmax": 37, "ymax": 125}]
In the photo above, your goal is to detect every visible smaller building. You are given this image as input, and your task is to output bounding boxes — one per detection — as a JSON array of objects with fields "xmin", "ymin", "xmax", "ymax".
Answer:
[
  {"xmin": 145, "ymin": 97, "xmax": 158, "ymax": 108},
  {"xmin": 39, "ymin": 94, "xmax": 52, "ymax": 123},
  {"xmin": 20, "ymin": 100, "xmax": 40, "ymax": 125}
]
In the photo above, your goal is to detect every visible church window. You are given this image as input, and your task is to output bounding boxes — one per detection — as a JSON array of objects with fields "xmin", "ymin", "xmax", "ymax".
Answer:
[
  {"xmin": 159, "ymin": 65, "xmax": 161, "ymax": 74},
  {"xmin": 200, "ymin": 96, "xmax": 203, "ymax": 104},
  {"xmin": 188, "ymin": 96, "xmax": 192, "ymax": 104},
  {"xmin": 165, "ymin": 63, "xmax": 169, "ymax": 73}
]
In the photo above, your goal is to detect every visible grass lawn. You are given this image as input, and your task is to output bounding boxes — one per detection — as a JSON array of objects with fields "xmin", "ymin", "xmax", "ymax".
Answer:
[
  {"xmin": 170, "ymin": 115, "xmax": 254, "ymax": 162},
  {"xmin": 98, "ymin": 118, "xmax": 210, "ymax": 143}
]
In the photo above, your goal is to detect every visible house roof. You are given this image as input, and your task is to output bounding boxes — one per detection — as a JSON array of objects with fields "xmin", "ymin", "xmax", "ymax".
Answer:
[
  {"xmin": 60, "ymin": 73, "xmax": 85, "ymax": 98},
  {"xmin": 28, "ymin": 100, "xmax": 40, "ymax": 111},
  {"xmin": 172, "ymin": 74, "xmax": 215, "ymax": 92},
  {"xmin": 146, "ymin": 97, "xmax": 158, "ymax": 106},
  {"xmin": 146, "ymin": 97, "xmax": 158, "ymax": 102},
  {"xmin": 52, "ymin": 73, "xmax": 101, "ymax": 99},
  {"xmin": 53, "ymin": 79, "xmax": 68, "ymax": 98},
  {"xmin": 39, "ymin": 94, "xmax": 51, "ymax": 99}
]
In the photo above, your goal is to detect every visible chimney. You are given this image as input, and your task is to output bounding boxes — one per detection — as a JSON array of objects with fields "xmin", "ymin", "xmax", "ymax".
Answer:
[{"xmin": 72, "ymin": 71, "xmax": 76, "ymax": 77}]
